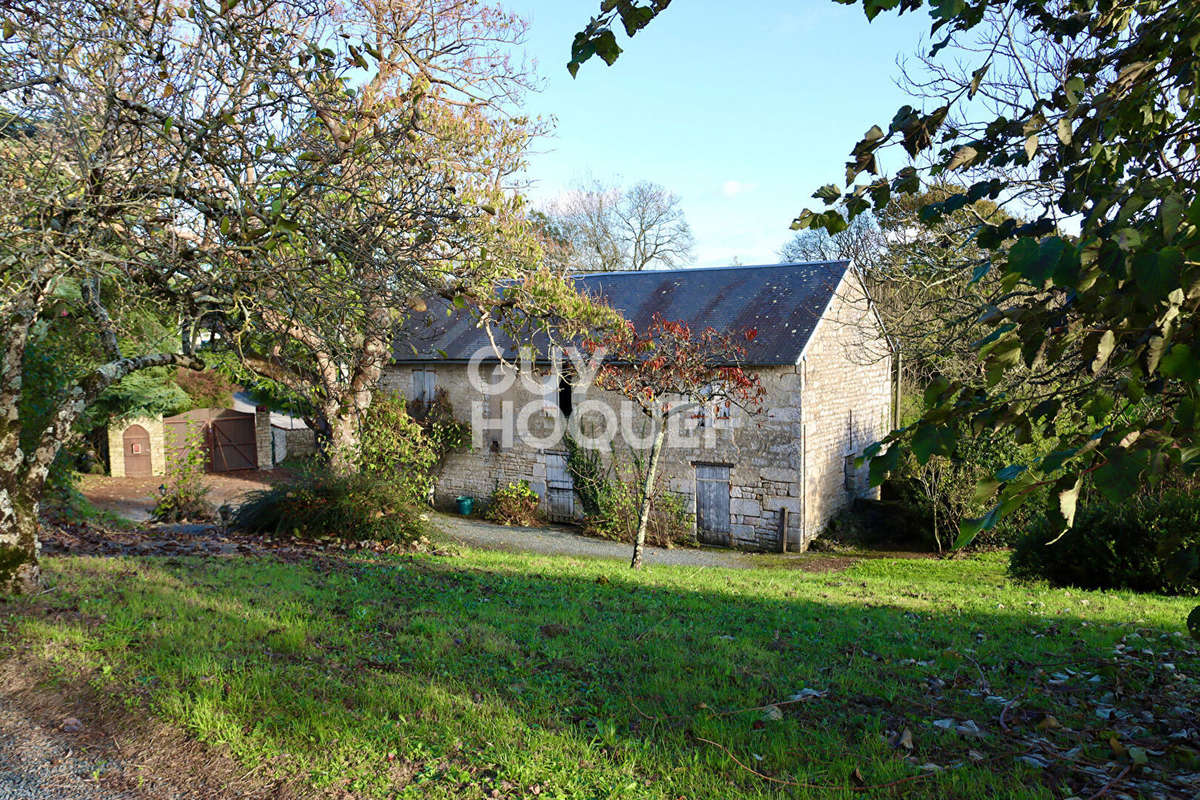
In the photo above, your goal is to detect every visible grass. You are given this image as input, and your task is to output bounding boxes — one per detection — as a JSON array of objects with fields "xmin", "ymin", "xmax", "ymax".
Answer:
[{"xmin": 4, "ymin": 547, "xmax": 1198, "ymax": 799}]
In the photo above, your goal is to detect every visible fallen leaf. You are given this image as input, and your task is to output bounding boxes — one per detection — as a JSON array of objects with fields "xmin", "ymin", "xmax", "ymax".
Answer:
[
  {"xmin": 1109, "ymin": 736, "xmax": 1127, "ymax": 758},
  {"xmin": 955, "ymin": 720, "xmax": 983, "ymax": 738},
  {"xmin": 1037, "ymin": 714, "xmax": 1061, "ymax": 730},
  {"xmin": 894, "ymin": 728, "xmax": 913, "ymax": 751}
]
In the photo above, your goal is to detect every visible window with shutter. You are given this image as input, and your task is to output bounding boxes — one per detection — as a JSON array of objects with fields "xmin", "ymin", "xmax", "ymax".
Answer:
[{"xmin": 411, "ymin": 369, "xmax": 436, "ymax": 404}]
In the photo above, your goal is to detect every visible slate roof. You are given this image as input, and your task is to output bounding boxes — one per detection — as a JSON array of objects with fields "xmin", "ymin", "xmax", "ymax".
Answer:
[{"xmin": 392, "ymin": 261, "xmax": 851, "ymax": 366}]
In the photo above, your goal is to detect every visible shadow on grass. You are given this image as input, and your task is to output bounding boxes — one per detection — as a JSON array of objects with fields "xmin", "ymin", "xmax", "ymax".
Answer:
[{"xmin": 17, "ymin": 551, "xmax": 1200, "ymax": 800}]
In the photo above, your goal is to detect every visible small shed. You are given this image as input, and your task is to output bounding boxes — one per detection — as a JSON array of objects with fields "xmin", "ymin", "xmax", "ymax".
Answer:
[
  {"xmin": 107, "ymin": 406, "xmax": 273, "ymax": 477},
  {"xmin": 107, "ymin": 416, "xmax": 167, "ymax": 478}
]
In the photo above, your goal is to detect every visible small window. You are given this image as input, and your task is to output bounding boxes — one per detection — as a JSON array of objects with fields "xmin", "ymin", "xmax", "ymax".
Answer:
[
  {"xmin": 557, "ymin": 376, "xmax": 573, "ymax": 419},
  {"xmin": 412, "ymin": 369, "xmax": 436, "ymax": 405},
  {"xmin": 844, "ymin": 454, "xmax": 858, "ymax": 492}
]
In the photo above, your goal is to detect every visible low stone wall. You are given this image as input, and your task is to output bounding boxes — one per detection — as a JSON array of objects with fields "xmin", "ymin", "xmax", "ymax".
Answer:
[{"xmin": 283, "ymin": 427, "xmax": 317, "ymax": 460}]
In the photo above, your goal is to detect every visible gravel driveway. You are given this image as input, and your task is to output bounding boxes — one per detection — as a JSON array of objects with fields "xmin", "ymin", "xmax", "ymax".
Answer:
[
  {"xmin": 432, "ymin": 513, "xmax": 765, "ymax": 568},
  {"xmin": 0, "ymin": 698, "xmax": 135, "ymax": 800}
]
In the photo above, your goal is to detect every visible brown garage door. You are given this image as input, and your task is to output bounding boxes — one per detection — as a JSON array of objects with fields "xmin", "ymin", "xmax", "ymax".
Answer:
[
  {"xmin": 163, "ymin": 408, "xmax": 258, "ymax": 473},
  {"xmin": 209, "ymin": 411, "xmax": 258, "ymax": 472},
  {"xmin": 122, "ymin": 424, "xmax": 152, "ymax": 476},
  {"xmin": 164, "ymin": 410, "xmax": 209, "ymax": 469}
]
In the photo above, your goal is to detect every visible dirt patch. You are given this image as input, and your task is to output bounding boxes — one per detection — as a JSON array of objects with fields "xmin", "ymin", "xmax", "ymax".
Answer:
[
  {"xmin": 78, "ymin": 470, "xmax": 291, "ymax": 523},
  {"xmin": 39, "ymin": 515, "xmax": 446, "ymax": 564},
  {"xmin": 0, "ymin": 653, "xmax": 300, "ymax": 799}
]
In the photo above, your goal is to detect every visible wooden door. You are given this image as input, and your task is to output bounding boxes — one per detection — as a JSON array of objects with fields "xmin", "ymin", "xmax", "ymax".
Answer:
[
  {"xmin": 122, "ymin": 424, "xmax": 153, "ymax": 477},
  {"xmin": 695, "ymin": 464, "xmax": 731, "ymax": 545},
  {"xmin": 545, "ymin": 451, "xmax": 574, "ymax": 522},
  {"xmin": 209, "ymin": 412, "xmax": 258, "ymax": 471}
]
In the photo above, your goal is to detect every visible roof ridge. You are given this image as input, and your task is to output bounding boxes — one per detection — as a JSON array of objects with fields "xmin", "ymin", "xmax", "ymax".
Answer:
[{"xmin": 572, "ymin": 261, "xmax": 849, "ymax": 279}]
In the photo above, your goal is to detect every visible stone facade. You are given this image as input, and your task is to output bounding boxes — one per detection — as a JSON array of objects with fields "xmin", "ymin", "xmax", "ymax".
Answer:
[
  {"xmin": 107, "ymin": 415, "xmax": 167, "ymax": 478},
  {"xmin": 795, "ymin": 271, "xmax": 894, "ymax": 541},
  {"xmin": 383, "ymin": 269, "xmax": 895, "ymax": 550}
]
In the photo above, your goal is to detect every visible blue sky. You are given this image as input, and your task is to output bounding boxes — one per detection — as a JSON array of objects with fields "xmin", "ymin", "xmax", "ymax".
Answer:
[{"xmin": 505, "ymin": 0, "xmax": 932, "ymax": 266}]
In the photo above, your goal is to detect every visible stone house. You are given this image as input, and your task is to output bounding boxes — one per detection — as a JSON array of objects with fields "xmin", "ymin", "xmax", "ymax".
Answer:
[{"xmin": 387, "ymin": 261, "xmax": 896, "ymax": 550}]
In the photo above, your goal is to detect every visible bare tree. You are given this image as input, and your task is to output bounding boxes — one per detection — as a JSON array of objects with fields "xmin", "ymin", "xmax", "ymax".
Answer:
[
  {"xmin": 546, "ymin": 179, "xmax": 694, "ymax": 271},
  {"xmin": 780, "ymin": 212, "xmax": 885, "ymax": 267}
]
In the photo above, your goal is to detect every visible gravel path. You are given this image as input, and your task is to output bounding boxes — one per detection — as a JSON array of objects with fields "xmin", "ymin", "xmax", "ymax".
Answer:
[
  {"xmin": 431, "ymin": 513, "xmax": 762, "ymax": 568},
  {"xmin": 0, "ymin": 698, "xmax": 134, "ymax": 800}
]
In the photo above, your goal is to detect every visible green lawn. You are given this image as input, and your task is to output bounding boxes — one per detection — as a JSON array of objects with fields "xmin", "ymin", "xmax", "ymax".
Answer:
[{"xmin": 4, "ymin": 548, "xmax": 1197, "ymax": 799}]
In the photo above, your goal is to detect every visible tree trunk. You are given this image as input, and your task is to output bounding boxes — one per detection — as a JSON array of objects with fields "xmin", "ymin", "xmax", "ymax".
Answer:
[
  {"xmin": 630, "ymin": 423, "xmax": 667, "ymax": 569},
  {"xmin": 0, "ymin": 485, "xmax": 41, "ymax": 594},
  {"xmin": 325, "ymin": 408, "xmax": 362, "ymax": 476}
]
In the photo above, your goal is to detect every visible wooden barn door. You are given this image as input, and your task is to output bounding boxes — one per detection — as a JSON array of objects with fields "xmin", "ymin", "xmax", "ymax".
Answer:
[
  {"xmin": 695, "ymin": 464, "xmax": 731, "ymax": 545},
  {"xmin": 209, "ymin": 412, "xmax": 258, "ymax": 472},
  {"xmin": 545, "ymin": 451, "xmax": 574, "ymax": 522},
  {"xmin": 122, "ymin": 424, "xmax": 152, "ymax": 477}
]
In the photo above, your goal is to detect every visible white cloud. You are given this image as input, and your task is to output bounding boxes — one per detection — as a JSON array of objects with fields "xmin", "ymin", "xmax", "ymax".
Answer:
[{"xmin": 721, "ymin": 180, "xmax": 757, "ymax": 198}]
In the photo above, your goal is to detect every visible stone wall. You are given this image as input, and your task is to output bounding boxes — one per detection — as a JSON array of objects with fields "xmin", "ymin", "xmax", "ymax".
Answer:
[
  {"xmin": 382, "ymin": 362, "xmax": 808, "ymax": 548},
  {"xmin": 107, "ymin": 416, "xmax": 166, "ymax": 477},
  {"xmin": 283, "ymin": 427, "xmax": 317, "ymax": 459},
  {"xmin": 797, "ymin": 271, "xmax": 894, "ymax": 542}
]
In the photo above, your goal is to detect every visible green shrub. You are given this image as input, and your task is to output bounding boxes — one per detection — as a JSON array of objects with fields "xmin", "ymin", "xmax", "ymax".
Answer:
[
  {"xmin": 564, "ymin": 435, "xmax": 609, "ymax": 517},
  {"xmin": 357, "ymin": 391, "xmax": 469, "ymax": 505},
  {"xmin": 583, "ymin": 479, "xmax": 696, "ymax": 548},
  {"xmin": 565, "ymin": 439, "xmax": 695, "ymax": 548},
  {"xmin": 233, "ymin": 473, "xmax": 428, "ymax": 542},
  {"xmin": 357, "ymin": 392, "xmax": 438, "ymax": 504},
  {"xmin": 485, "ymin": 480, "xmax": 543, "ymax": 527},
  {"xmin": 153, "ymin": 425, "xmax": 212, "ymax": 522},
  {"xmin": 409, "ymin": 389, "xmax": 470, "ymax": 470},
  {"xmin": 1010, "ymin": 492, "xmax": 1200, "ymax": 595},
  {"xmin": 174, "ymin": 367, "xmax": 237, "ymax": 409},
  {"xmin": 818, "ymin": 498, "xmax": 929, "ymax": 550}
]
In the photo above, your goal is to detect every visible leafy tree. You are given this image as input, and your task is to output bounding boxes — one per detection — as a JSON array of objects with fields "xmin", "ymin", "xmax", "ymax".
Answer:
[
  {"xmin": 569, "ymin": 0, "xmax": 1200, "ymax": 634},
  {"xmin": 0, "ymin": 0, "xmax": 622, "ymax": 593},
  {"xmin": 784, "ymin": 186, "xmax": 1021, "ymax": 388},
  {"xmin": 584, "ymin": 315, "xmax": 763, "ymax": 568},
  {"xmin": 543, "ymin": 179, "xmax": 695, "ymax": 272}
]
